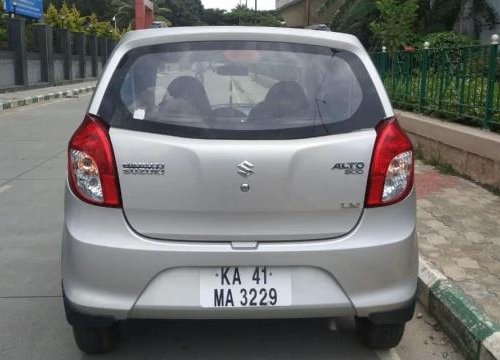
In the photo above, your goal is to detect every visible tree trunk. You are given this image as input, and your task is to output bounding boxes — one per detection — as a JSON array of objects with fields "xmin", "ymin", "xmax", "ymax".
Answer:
[{"xmin": 454, "ymin": 0, "xmax": 476, "ymax": 37}]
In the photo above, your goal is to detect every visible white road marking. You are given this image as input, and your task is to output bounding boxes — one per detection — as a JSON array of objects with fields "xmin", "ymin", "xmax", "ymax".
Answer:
[
  {"xmin": 376, "ymin": 349, "xmax": 402, "ymax": 360},
  {"xmin": 0, "ymin": 184, "xmax": 12, "ymax": 195}
]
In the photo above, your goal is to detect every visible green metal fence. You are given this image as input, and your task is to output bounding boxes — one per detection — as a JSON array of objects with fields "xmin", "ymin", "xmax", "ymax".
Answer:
[{"xmin": 371, "ymin": 37, "xmax": 500, "ymax": 132}]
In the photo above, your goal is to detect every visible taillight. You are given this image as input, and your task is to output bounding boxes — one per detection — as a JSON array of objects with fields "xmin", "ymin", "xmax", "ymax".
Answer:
[
  {"xmin": 68, "ymin": 114, "xmax": 121, "ymax": 207},
  {"xmin": 365, "ymin": 117, "xmax": 414, "ymax": 207}
]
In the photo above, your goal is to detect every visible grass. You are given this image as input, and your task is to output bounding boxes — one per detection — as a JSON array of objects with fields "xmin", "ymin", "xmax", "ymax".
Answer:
[{"xmin": 426, "ymin": 156, "xmax": 459, "ymax": 176}]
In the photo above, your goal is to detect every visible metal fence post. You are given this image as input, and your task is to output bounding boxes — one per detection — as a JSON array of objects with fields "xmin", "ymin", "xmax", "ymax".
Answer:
[
  {"xmin": 56, "ymin": 28, "xmax": 72, "ymax": 81},
  {"xmin": 458, "ymin": 47, "xmax": 469, "ymax": 116},
  {"xmin": 404, "ymin": 51, "xmax": 411, "ymax": 102},
  {"xmin": 419, "ymin": 41, "xmax": 430, "ymax": 112},
  {"xmin": 106, "ymin": 38, "xmax": 114, "ymax": 58},
  {"xmin": 88, "ymin": 35, "xmax": 98, "ymax": 77},
  {"xmin": 390, "ymin": 51, "xmax": 397, "ymax": 98},
  {"xmin": 485, "ymin": 34, "xmax": 499, "ymax": 129},
  {"xmin": 98, "ymin": 37, "xmax": 108, "ymax": 67},
  {"xmin": 74, "ymin": 33, "xmax": 86, "ymax": 79},
  {"xmin": 7, "ymin": 17, "xmax": 28, "ymax": 86},
  {"xmin": 381, "ymin": 46, "xmax": 388, "ymax": 85},
  {"xmin": 34, "ymin": 24, "xmax": 54, "ymax": 84}
]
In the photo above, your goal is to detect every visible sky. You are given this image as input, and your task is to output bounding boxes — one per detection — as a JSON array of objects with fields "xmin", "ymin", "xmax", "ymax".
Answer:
[{"xmin": 201, "ymin": 0, "xmax": 276, "ymax": 11}]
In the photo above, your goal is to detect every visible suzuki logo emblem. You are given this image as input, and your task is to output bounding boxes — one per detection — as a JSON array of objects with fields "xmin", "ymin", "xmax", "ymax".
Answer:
[{"xmin": 237, "ymin": 161, "xmax": 255, "ymax": 177}]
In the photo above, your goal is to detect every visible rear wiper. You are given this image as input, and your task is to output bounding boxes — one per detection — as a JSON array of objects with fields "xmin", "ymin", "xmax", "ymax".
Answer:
[
  {"xmin": 314, "ymin": 98, "xmax": 329, "ymax": 135},
  {"xmin": 313, "ymin": 49, "xmax": 338, "ymax": 135}
]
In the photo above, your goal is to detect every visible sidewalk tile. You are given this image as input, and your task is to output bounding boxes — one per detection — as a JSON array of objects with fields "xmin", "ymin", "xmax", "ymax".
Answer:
[{"xmin": 416, "ymin": 161, "xmax": 500, "ymax": 324}]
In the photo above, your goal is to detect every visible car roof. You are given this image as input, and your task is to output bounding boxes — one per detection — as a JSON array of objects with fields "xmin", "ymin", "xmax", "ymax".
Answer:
[{"xmin": 117, "ymin": 26, "xmax": 363, "ymax": 53}]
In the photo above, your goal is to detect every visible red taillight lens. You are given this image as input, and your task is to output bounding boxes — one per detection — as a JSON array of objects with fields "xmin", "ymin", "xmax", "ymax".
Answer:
[
  {"xmin": 365, "ymin": 117, "xmax": 414, "ymax": 207},
  {"xmin": 68, "ymin": 114, "xmax": 121, "ymax": 207}
]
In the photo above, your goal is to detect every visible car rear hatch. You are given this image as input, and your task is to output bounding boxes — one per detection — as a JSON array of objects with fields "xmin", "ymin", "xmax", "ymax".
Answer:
[
  {"xmin": 110, "ymin": 129, "xmax": 375, "ymax": 241},
  {"xmin": 96, "ymin": 37, "xmax": 388, "ymax": 242}
]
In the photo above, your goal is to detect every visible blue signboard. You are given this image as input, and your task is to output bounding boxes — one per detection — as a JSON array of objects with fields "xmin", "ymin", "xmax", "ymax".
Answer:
[{"xmin": 4, "ymin": 0, "xmax": 43, "ymax": 20}]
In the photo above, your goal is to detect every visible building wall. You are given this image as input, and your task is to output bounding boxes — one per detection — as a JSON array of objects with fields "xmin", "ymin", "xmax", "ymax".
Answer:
[
  {"xmin": 278, "ymin": 1, "xmax": 305, "ymax": 27},
  {"xmin": 276, "ymin": 0, "xmax": 333, "ymax": 28}
]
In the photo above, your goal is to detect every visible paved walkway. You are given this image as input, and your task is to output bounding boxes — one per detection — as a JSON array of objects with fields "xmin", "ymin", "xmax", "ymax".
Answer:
[
  {"xmin": 416, "ymin": 161, "xmax": 500, "ymax": 322},
  {"xmin": 0, "ymin": 81, "xmax": 96, "ymax": 105}
]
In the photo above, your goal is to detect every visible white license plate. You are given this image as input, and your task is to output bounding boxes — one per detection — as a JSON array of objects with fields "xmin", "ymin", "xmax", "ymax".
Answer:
[{"xmin": 200, "ymin": 266, "xmax": 292, "ymax": 308}]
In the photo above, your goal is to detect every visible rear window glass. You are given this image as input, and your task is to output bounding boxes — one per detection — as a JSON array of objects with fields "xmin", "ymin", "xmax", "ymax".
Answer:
[{"xmin": 99, "ymin": 41, "xmax": 385, "ymax": 140}]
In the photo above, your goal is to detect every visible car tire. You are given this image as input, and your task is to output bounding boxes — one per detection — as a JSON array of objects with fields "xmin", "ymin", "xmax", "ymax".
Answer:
[
  {"xmin": 72, "ymin": 323, "xmax": 119, "ymax": 354},
  {"xmin": 355, "ymin": 317, "xmax": 405, "ymax": 349}
]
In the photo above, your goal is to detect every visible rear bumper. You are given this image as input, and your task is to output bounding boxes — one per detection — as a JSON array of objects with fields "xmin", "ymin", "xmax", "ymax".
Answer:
[{"xmin": 62, "ymin": 184, "xmax": 418, "ymax": 321}]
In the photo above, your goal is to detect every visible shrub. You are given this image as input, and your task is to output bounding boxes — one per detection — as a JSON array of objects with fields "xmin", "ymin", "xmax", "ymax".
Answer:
[
  {"xmin": 0, "ymin": 0, "xmax": 7, "ymax": 48},
  {"xmin": 370, "ymin": 0, "xmax": 419, "ymax": 52},
  {"xmin": 45, "ymin": 2, "xmax": 124, "ymax": 38},
  {"xmin": 426, "ymin": 31, "xmax": 476, "ymax": 49}
]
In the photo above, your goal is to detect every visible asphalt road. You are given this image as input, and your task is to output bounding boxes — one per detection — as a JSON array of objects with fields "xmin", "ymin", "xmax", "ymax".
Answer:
[{"xmin": 0, "ymin": 94, "xmax": 463, "ymax": 359}]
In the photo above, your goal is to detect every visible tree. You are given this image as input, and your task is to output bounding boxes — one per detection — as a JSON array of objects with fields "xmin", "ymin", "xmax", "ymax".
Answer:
[
  {"xmin": 201, "ymin": 8, "xmax": 230, "ymax": 25},
  {"xmin": 318, "ymin": 0, "xmax": 379, "ymax": 48},
  {"xmin": 111, "ymin": 0, "xmax": 133, "ymax": 29},
  {"xmin": 45, "ymin": 0, "xmax": 117, "ymax": 20},
  {"xmin": 221, "ymin": 5, "xmax": 284, "ymax": 26},
  {"xmin": 44, "ymin": 3, "xmax": 124, "ymax": 39},
  {"xmin": 45, "ymin": 4, "xmax": 62, "ymax": 28},
  {"xmin": 162, "ymin": 0, "xmax": 204, "ymax": 26},
  {"xmin": 369, "ymin": 0, "xmax": 419, "ymax": 52},
  {"xmin": 45, "ymin": 2, "xmax": 86, "ymax": 32},
  {"xmin": 112, "ymin": 0, "xmax": 171, "ymax": 29},
  {"xmin": 424, "ymin": 0, "xmax": 498, "ymax": 37},
  {"xmin": 0, "ymin": 0, "xmax": 7, "ymax": 48},
  {"xmin": 320, "ymin": 0, "xmax": 498, "ymax": 48},
  {"xmin": 154, "ymin": 1, "xmax": 172, "ymax": 26}
]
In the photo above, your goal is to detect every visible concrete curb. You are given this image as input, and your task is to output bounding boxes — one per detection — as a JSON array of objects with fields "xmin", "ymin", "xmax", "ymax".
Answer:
[
  {"xmin": 418, "ymin": 257, "xmax": 500, "ymax": 360},
  {"xmin": 0, "ymin": 85, "xmax": 96, "ymax": 112}
]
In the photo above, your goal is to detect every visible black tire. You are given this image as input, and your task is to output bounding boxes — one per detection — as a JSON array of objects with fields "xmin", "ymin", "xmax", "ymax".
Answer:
[
  {"xmin": 72, "ymin": 324, "xmax": 119, "ymax": 354},
  {"xmin": 355, "ymin": 318, "xmax": 405, "ymax": 349}
]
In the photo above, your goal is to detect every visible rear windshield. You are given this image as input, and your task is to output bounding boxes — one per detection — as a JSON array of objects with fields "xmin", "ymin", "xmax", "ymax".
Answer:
[{"xmin": 99, "ymin": 41, "xmax": 385, "ymax": 140}]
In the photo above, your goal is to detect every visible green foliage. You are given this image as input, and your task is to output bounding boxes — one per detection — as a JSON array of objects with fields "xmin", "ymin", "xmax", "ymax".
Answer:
[
  {"xmin": 319, "ymin": 0, "xmax": 378, "ymax": 48},
  {"xmin": 112, "ymin": 0, "xmax": 171, "ymax": 30},
  {"xmin": 45, "ymin": 0, "xmax": 117, "ymax": 20},
  {"xmin": 0, "ymin": 0, "xmax": 7, "ymax": 49},
  {"xmin": 45, "ymin": 4, "xmax": 62, "ymax": 28},
  {"xmin": 154, "ymin": 1, "xmax": 172, "ymax": 26},
  {"xmin": 321, "ymin": 0, "xmax": 498, "ymax": 49},
  {"xmin": 370, "ymin": 0, "xmax": 419, "ymax": 52},
  {"xmin": 45, "ymin": 2, "xmax": 88, "ymax": 32},
  {"xmin": 372, "ymin": 44, "xmax": 500, "ymax": 133},
  {"xmin": 427, "ymin": 157, "xmax": 459, "ymax": 175},
  {"xmin": 201, "ymin": 8, "xmax": 230, "ymax": 25},
  {"xmin": 44, "ymin": 2, "xmax": 125, "ymax": 38},
  {"xmin": 199, "ymin": 5, "xmax": 283, "ymax": 27},
  {"xmin": 162, "ymin": 0, "xmax": 204, "ymax": 26},
  {"xmin": 256, "ymin": 11, "xmax": 284, "ymax": 27},
  {"xmin": 426, "ymin": 32, "xmax": 477, "ymax": 49},
  {"xmin": 112, "ymin": 0, "xmax": 134, "ymax": 29},
  {"xmin": 425, "ymin": 0, "xmax": 498, "ymax": 36}
]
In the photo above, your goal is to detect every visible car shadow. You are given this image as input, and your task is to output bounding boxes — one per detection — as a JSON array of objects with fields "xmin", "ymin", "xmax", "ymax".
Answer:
[{"xmin": 80, "ymin": 317, "xmax": 379, "ymax": 359}]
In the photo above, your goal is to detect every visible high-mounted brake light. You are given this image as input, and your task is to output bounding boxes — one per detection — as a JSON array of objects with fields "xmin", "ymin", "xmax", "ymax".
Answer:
[
  {"xmin": 365, "ymin": 117, "xmax": 414, "ymax": 207},
  {"xmin": 68, "ymin": 114, "xmax": 121, "ymax": 207}
]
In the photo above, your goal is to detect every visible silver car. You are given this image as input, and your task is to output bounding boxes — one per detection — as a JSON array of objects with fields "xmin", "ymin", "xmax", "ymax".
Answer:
[{"xmin": 62, "ymin": 27, "xmax": 417, "ymax": 354}]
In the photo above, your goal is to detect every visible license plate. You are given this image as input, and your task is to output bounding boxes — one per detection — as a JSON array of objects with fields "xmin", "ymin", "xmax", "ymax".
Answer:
[{"xmin": 200, "ymin": 266, "xmax": 292, "ymax": 308}]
